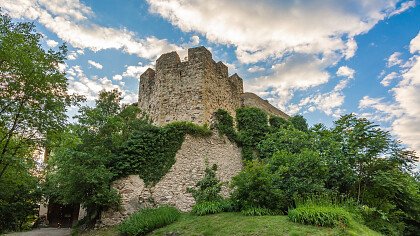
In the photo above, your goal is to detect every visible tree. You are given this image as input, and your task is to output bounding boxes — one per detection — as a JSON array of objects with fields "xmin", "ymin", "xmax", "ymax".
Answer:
[
  {"xmin": 0, "ymin": 12, "xmax": 80, "ymax": 179},
  {"xmin": 289, "ymin": 115, "xmax": 308, "ymax": 132},
  {"xmin": 0, "ymin": 11, "xmax": 80, "ymax": 231},
  {"xmin": 45, "ymin": 90, "xmax": 135, "ymax": 224}
]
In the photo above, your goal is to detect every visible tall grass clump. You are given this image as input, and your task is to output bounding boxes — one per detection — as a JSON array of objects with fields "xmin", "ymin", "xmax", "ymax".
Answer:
[
  {"xmin": 118, "ymin": 206, "xmax": 180, "ymax": 236},
  {"xmin": 191, "ymin": 200, "xmax": 236, "ymax": 216},
  {"xmin": 288, "ymin": 195, "xmax": 355, "ymax": 227}
]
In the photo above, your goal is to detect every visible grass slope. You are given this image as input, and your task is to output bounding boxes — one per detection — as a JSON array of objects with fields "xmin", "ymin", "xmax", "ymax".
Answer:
[{"xmin": 81, "ymin": 212, "xmax": 380, "ymax": 236}]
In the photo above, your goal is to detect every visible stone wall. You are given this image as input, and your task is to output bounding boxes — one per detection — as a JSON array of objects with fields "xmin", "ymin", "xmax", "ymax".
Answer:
[
  {"xmin": 99, "ymin": 132, "xmax": 242, "ymax": 226},
  {"xmin": 138, "ymin": 47, "xmax": 243, "ymax": 125},
  {"xmin": 241, "ymin": 92, "xmax": 290, "ymax": 119}
]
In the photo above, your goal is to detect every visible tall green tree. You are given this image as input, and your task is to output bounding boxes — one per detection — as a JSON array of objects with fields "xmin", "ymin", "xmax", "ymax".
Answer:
[
  {"xmin": 0, "ymin": 12, "xmax": 80, "ymax": 179},
  {"xmin": 0, "ymin": 11, "xmax": 80, "ymax": 232},
  {"xmin": 45, "ymin": 90, "xmax": 144, "ymax": 224}
]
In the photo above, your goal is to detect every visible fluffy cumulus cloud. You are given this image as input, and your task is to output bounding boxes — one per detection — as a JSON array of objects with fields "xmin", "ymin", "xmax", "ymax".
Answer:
[
  {"xmin": 148, "ymin": 0, "xmax": 407, "ymax": 63},
  {"xmin": 360, "ymin": 32, "xmax": 420, "ymax": 153},
  {"xmin": 66, "ymin": 65, "xmax": 135, "ymax": 103},
  {"xmin": 2, "ymin": 0, "xmax": 181, "ymax": 60},
  {"xmin": 46, "ymin": 39, "xmax": 58, "ymax": 47},
  {"xmin": 387, "ymin": 52, "xmax": 403, "ymax": 67},
  {"xmin": 122, "ymin": 63, "xmax": 152, "ymax": 78},
  {"xmin": 87, "ymin": 60, "xmax": 103, "ymax": 69},
  {"xmin": 381, "ymin": 71, "xmax": 399, "ymax": 86},
  {"xmin": 147, "ymin": 0, "xmax": 412, "ymax": 117},
  {"xmin": 336, "ymin": 66, "xmax": 355, "ymax": 79},
  {"xmin": 245, "ymin": 54, "xmax": 331, "ymax": 111}
]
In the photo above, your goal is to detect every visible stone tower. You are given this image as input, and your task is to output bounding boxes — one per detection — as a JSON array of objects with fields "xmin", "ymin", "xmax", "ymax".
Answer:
[{"xmin": 138, "ymin": 46, "xmax": 244, "ymax": 125}]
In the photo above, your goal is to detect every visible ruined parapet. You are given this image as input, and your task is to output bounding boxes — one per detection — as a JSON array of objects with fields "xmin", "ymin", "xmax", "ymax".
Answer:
[
  {"xmin": 138, "ymin": 46, "xmax": 243, "ymax": 125},
  {"xmin": 241, "ymin": 92, "xmax": 290, "ymax": 119}
]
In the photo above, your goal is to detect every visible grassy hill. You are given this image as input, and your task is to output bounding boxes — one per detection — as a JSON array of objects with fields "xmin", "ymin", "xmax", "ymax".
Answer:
[{"xmin": 81, "ymin": 212, "xmax": 380, "ymax": 236}]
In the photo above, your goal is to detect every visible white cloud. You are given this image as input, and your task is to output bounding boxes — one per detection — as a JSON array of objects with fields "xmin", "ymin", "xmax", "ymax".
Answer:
[
  {"xmin": 66, "ymin": 65, "xmax": 133, "ymax": 103},
  {"xmin": 344, "ymin": 37, "xmax": 358, "ymax": 60},
  {"xmin": 46, "ymin": 39, "xmax": 58, "ymax": 47},
  {"xmin": 148, "ymin": 0, "xmax": 404, "ymax": 63},
  {"xmin": 359, "ymin": 32, "xmax": 420, "ymax": 154},
  {"xmin": 387, "ymin": 52, "xmax": 403, "ymax": 67},
  {"xmin": 245, "ymin": 54, "xmax": 331, "ymax": 110},
  {"xmin": 410, "ymin": 31, "xmax": 420, "ymax": 53},
  {"xmin": 3, "ymin": 0, "xmax": 181, "ymax": 60},
  {"xmin": 112, "ymin": 74, "xmax": 123, "ymax": 81},
  {"xmin": 381, "ymin": 72, "xmax": 399, "ymax": 86},
  {"xmin": 67, "ymin": 51, "xmax": 77, "ymax": 60},
  {"xmin": 336, "ymin": 66, "xmax": 355, "ymax": 79},
  {"xmin": 87, "ymin": 60, "xmax": 103, "ymax": 69},
  {"xmin": 389, "ymin": 0, "xmax": 416, "ymax": 17},
  {"xmin": 122, "ymin": 64, "xmax": 151, "ymax": 78},
  {"xmin": 247, "ymin": 66, "xmax": 265, "ymax": 73},
  {"xmin": 190, "ymin": 35, "xmax": 200, "ymax": 45}
]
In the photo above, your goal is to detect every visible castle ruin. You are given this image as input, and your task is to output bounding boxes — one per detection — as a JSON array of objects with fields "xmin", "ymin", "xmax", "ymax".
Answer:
[
  {"xmin": 100, "ymin": 47, "xmax": 288, "ymax": 226},
  {"xmin": 138, "ymin": 46, "xmax": 288, "ymax": 125}
]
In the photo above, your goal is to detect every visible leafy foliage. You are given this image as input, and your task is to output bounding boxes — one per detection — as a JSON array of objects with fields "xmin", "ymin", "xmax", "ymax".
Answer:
[
  {"xmin": 111, "ymin": 121, "xmax": 211, "ymax": 185},
  {"xmin": 269, "ymin": 116, "xmax": 289, "ymax": 130},
  {"xmin": 188, "ymin": 164, "xmax": 223, "ymax": 204},
  {"xmin": 288, "ymin": 206, "xmax": 352, "ymax": 227},
  {"xmin": 118, "ymin": 206, "xmax": 180, "ymax": 236},
  {"xmin": 231, "ymin": 160, "xmax": 284, "ymax": 211},
  {"xmin": 45, "ymin": 90, "xmax": 211, "ymax": 225},
  {"xmin": 191, "ymin": 201, "xmax": 227, "ymax": 216},
  {"xmin": 268, "ymin": 150, "xmax": 330, "ymax": 209},
  {"xmin": 289, "ymin": 115, "xmax": 309, "ymax": 132},
  {"xmin": 258, "ymin": 128, "xmax": 312, "ymax": 159},
  {"xmin": 236, "ymin": 107, "xmax": 269, "ymax": 160},
  {"xmin": 214, "ymin": 109, "xmax": 237, "ymax": 142},
  {"xmin": 0, "ymin": 11, "xmax": 80, "ymax": 231}
]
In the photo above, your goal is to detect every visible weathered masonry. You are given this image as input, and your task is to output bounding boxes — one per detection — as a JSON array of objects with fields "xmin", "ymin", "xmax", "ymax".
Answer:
[{"xmin": 138, "ymin": 46, "xmax": 288, "ymax": 126}]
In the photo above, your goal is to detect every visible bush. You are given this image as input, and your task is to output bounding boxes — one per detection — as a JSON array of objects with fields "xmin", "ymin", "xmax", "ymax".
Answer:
[
  {"xmin": 288, "ymin": 205, "xmax": 352, "ymax": 227},
  {"xmin": 267, "ymin": 150, "xmax": 329, "ymax": 208},
  {"xmin": 269, "ymin": 116, "xmax": 289, "ymax": 130},
  {"xmin": 188, "ymin": 164, "xmax": 223, "ymax": 204},
  {"xmin": 231, "ymin": 160, "xmax": 285, "ymax": 211},
  {"xmin": 241, "ymin": 207, "xmax": 274, "ymax": 216},
  {"xmin": 118, "ymin": 206, "xmax": 180, "ymax": 236}
]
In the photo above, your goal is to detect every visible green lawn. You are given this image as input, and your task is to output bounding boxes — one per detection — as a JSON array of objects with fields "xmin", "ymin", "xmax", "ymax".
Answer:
[{"xmin": 80, "ymin": 212, "xmax": 380, "ymax": 236}]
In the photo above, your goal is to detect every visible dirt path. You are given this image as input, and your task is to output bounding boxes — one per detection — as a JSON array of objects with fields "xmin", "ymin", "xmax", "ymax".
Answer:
[{"xmin": 5, "ymin": 228, "xmax": 71, "ymax": 236}]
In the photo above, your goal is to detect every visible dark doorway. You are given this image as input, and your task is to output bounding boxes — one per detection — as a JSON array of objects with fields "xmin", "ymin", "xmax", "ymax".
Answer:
[{"xmin": 47, "ymin": 203, "xmax": 79, "ymax": 228}]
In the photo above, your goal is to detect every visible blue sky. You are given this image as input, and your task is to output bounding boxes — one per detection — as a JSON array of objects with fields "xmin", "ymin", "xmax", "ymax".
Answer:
[{"xmin": 2, "ymin": 0, "xmax": 420, "ymax": 155}]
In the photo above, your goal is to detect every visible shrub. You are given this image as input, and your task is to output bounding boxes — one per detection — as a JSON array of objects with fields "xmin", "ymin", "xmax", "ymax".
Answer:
[
  {"xmin": 269, "ymin": 116, "xmax": 289, "ymax": 130},
  {"xmin": 267, "ymin": 150, "xmax": 329, "ymax": 208},
  {"xmin": 289, "ymin": 115, "xmax": 309, "ymax": 132},
  {"xmin": 231, "ymin": 160, "xmax": 285, "ymax": 211},
  {"xmin": 118, "ymin": 206, "xmax": 180, "ymax": 236},
  {"xmin": 288, "ymin": 205, "xmax": 352, "ymax": 227},
  {"xmin": 188, "ymin": 164, "xmax": 223, "ymax": 204},
  {"xmin": 241, "ymin": 207, "xmax": 274, "ymax": 216}
]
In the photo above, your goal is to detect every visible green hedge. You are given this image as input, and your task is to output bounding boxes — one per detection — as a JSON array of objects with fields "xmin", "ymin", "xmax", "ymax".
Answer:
[{"xmin": 118, "ymin": 206, "xmax": 180, "ymax": 236}]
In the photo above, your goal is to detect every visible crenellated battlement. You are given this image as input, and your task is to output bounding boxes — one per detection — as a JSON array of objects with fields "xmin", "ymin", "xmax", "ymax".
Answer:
[{"xmin": 138, "ymin": 46, "xmax": 286, "ymax": 125}]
